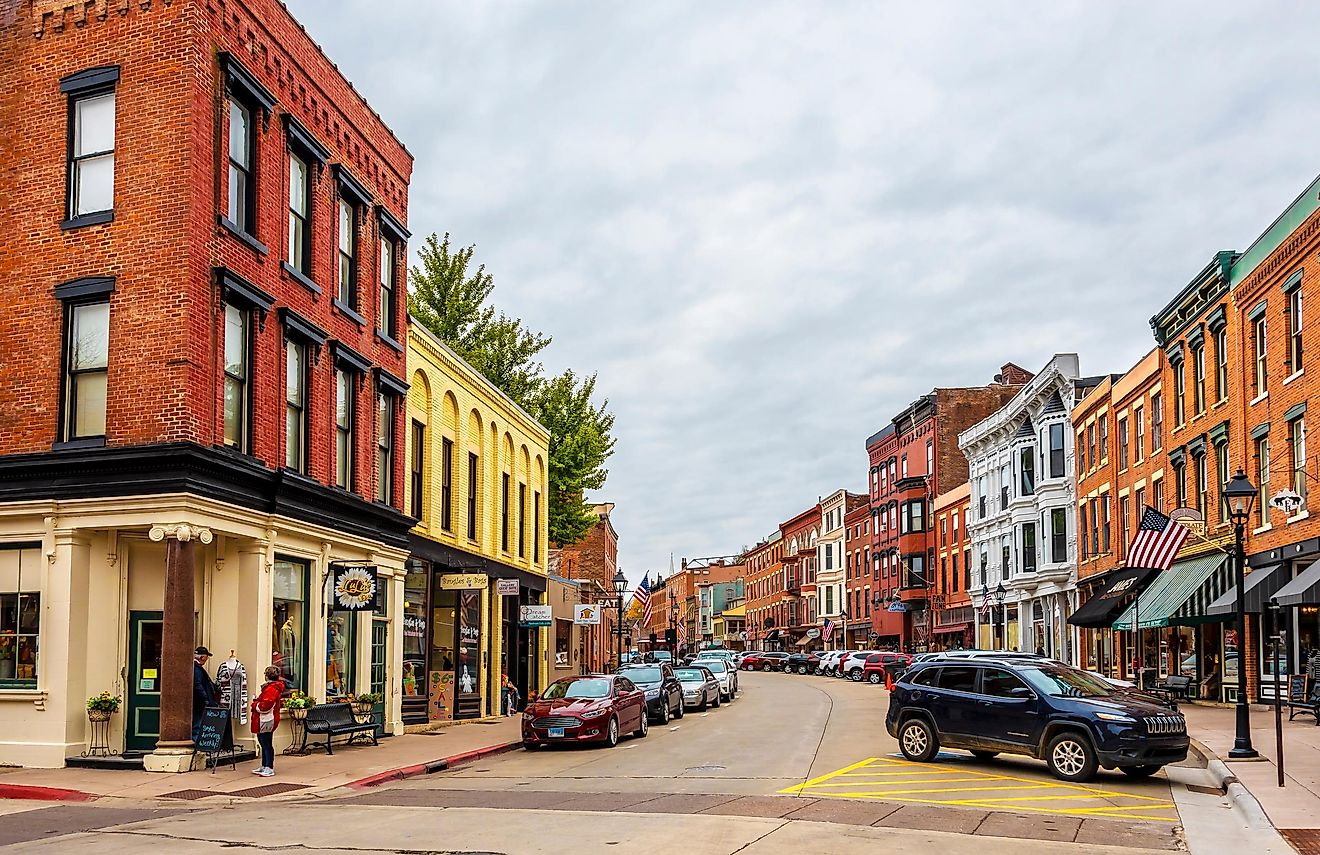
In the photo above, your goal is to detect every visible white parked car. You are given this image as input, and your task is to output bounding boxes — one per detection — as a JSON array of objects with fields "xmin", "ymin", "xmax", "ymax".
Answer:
[
  {"xmin": 837, "ymin": 650, "xmax": 882, "ymax": 681},
  {"xmin": 817, "ymin": 650, "xmax": 847, "ymax": 676},
  {"xmin": 697, "ymin": 656, "xmax": 739, "ymax": 700}
]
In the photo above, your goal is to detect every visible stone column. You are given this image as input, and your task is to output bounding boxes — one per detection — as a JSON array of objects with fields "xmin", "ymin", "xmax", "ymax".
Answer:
[{"xmin": 144, "ymin": 523, "xmax": 212, "ymax": 773}]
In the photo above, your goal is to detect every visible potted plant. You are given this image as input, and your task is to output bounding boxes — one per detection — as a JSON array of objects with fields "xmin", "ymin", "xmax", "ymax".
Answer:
[
  {"xmin": 282, "ymin": 690, "xmax": 315, "ymax": 720},
  {"xmin": 350, "ymin": 692, "xmax": 382, "ymax": 715},
  {"xmin": 86, "ymin": 691, "xmax": 121, "ymax": 722}
]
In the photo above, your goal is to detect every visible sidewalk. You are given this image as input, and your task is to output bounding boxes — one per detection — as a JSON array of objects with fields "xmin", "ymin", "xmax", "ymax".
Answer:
[
  {"xmin": 0, "ymin": 717, "xmax": 522, "ymax": 803},
  {"xmin": 1182, "ymin": 703, "xmax": 1320, "ymax": 832}
]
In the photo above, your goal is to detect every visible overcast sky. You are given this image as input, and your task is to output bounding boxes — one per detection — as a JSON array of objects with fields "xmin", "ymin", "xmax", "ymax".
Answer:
[{"xmin": 287, "ymin": 0, "xmax": 1320, "ymax": 584}]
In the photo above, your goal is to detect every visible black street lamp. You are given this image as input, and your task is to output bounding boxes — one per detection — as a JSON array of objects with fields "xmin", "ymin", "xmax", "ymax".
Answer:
[
  {"xmin": 613, "ymin": 568, "xmax": 628, "ymax": 673},
  {"xmin": 995, "ymin": 582, "xmax": 1007, "ymax": 650},
  {"xmin": 1223, "ymin": 468, "xmax": 1259, "ymax": 759}
]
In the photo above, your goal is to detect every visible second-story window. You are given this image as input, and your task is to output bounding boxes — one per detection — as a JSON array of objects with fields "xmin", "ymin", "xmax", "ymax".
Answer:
[
  {"xmin": 1101, "ymin": 493, "xmax": 1111, "ymax": 553},
  {"xmin": 467, "ymin": 452, "xmax": 479, "ymax": 541},
  {"xmin": 284, "ymin": 339, "xmax": 307, "ymax": 471},
  {"xmin": 501, "ymin": 473, "xmax": 511, "ymax": 552},
  {"xmin": 376, "ymin": 392, "xmax": 394, "ymax": 504},
  {"xmin": 1048, "ymin": 423, "xmax": 1065, "ymax": 478},
  {"xmin": 1150, "ymin": 393, "xmax": 1163, "ymax": 451},
  {"xmin": 1254, "ymin": 316, "xmax": 1269, "ymax": 398},
  {"xmin": 338, "ymin": 199, "xmax": 357, "ymax": 306},
  {"xmin": 1216, "ymin": 440, "xmax": 1230, "ymax": 524},
  {"xmin": 287, "ymin": 152, "xmax": 310, "ymax": 275},
  {"xmin": 1289, "ymin": 286, "xmax": 1304, "ymax": 376},
  {"xmin": 223, "ymin": 304, "xmax": 250, "ymax": 450},
  {"xmin": 1019, "ymin": 445, "xmax": 1035, "ymax": 495},
  {"xmin": 1173, "ymin": 359, "xmax": 1186, "ymax": 425},
  {"xmin": 518, "ymin": 482, "xmax": 527, "ymax": 559},
  {"xmin": 1133, "ymin": 405, "xmax": 1145, "ymax": 461},
  {"xmin": 1215, "ymin": 328, "xmax": 1228, "ymax": 401},
  {"xmin": 1256, "ymin": 435, "xmax": 1271, "ymax": 527},
  {"xmin": 1118, "ymin": 417, "xmax": 1129, "ymax": 471},
  {"xmin": 1099, "ymin": 415, "xmax": 1109, "ymax": 463},
  {"xmin": 1290, "ymin": 416, "xmax": 1307, "ymax": 507},
  {"xmin": 441, "ymin": 437, "xmax": 454, "ymax": 531},
  {"xmin": 1193, "ymin": 345, "xmax": 1205, "ymax": 415},
  {"xmin": 62, "ymin": 294, "xmax": 111, "ymax": 442},
  {"xmin": 410, "ymin": 421, "xmax": 426, "ymax": 520},
  {"xmin": 335, "ymin": 367, "xmax": 355, "ymax": 490},
  {"xmin": 1195, "ymin": 453, "xmax": 1208, "ymax": 521},
  {"xmin": 1050, "ymin": 508, "xmax": 1067, "ymax": 563},
  {"xmin": 533, "ymin": 490, "xmax": 541, "ymax": 563},
  {"xmin": 1022, "ymin": 522, "xmax": 1036, "ymax": 572},
  {"xmin": 65, "ymin": 75, "xmax": 117, "ymax": 223},
  {"xmin": 379, "ymin": 236, "xmax": 397, "ymax": 339}
]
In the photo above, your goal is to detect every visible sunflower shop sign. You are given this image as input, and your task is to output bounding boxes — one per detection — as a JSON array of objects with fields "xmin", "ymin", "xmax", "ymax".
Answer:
[{"xmin": 331, "ymin": 564, "xmax": 380, "ymax": 611}]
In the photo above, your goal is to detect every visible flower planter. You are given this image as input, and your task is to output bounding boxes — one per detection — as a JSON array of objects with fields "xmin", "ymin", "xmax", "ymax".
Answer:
[
  {"xmin": 350, "ymin": 702, "xmax": 373, "ymax": 716},
  {"xmin": 87, "ymin": 708, "xmax": 113, "ymax": 722},
  {"xmin": 288, "ymin": 707, "xmax": 310, "ymax": 720}
]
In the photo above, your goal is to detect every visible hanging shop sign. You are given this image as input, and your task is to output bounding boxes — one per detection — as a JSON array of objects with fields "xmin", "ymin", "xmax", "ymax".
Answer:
[
  {"xmin": 806, "ymin": 628, "xmax": 821, "ymax": 639},
  {"xmin": 496, "ymin": 578, "xmax": 520, "ymax": 596},
  {"xmin": 574, "ymin": 604, "xmax": 602, "ymax": 625},
  {"xmin": 439, "ymin": 573, "xmax": 488, "ymax": 591},
  {"xmin": 519, "ymin": 605, "xmax": 552, "ymax": 627},
  {"xmin": 331, "ymin": 564, "xmax": 380, "ymax": 611},
  {"xmin": 887, "ymin": 600, "xmax": 908, "ymax": 613}
]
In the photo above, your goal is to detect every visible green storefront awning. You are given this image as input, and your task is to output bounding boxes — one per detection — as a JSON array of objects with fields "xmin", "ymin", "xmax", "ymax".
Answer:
[{"xmin": 1112, "ymin": 553, "xmax": 1229, "ymax": 631}]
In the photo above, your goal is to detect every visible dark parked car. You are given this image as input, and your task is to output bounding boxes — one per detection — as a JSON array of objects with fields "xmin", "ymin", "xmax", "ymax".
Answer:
[
  {"xmin": 741, "ymin": 651, "xmax": 790, "ymax": 671},
  {"xmin": 885, "ymin": 659, "xmax": 1188, "ymax": 782},
  {"xmin": 618, "ymin": 663, "xmax": 685, "ymax": 724},
  {"xmin": 786, "ymin": 652, "xmax": 821, "ymax": 675},
  {"xmin": 522, "ymin": 674, "xmax": 649, "ymax": 749}
]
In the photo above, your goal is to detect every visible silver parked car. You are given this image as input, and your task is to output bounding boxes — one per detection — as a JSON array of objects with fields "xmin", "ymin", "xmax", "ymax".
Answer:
[
  {"xmin": 674, "ymin": 665, "xmax": 722, "ymax": 711},
  {"xmin": 696, "ymin": 656, "xmax": 738, "ymax": 700}
]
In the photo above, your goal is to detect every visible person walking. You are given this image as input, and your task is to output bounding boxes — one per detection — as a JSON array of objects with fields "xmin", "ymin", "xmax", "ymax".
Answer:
[
  {"xmin": 192, "ymin": 646, "xmax": 219, "ymax": 744},
  {"xmin": 250, "ymin": 665, "xmax": 283, "ymax": 777}
]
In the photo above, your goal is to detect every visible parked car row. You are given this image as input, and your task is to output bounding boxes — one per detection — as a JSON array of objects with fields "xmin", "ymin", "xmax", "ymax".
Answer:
[
  {"xmin": 739, "ymin": 649, "xmax": 912, "ymax": 683},
  {"xmin": 521, "ymin": 654, "xmax": 739, "ymax": 749}
]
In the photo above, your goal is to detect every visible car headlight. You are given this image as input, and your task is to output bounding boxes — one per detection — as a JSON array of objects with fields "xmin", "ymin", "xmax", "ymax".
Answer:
[
  {"xmin": 1096, "ymin": 712, "xmax": 1135, "ymax": 722},
  {"xmin": 644, "ymin": 688, "xmax": 661, "ymax": 700},
  {"xmin": 579, "ymin": 708, "xmax": 609, "ymax": 720}
]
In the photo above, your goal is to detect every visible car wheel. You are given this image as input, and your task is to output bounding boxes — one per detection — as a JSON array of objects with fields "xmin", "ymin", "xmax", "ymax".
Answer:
[
  {"xmin": 658, "ymin": 702, "xmax": 670, "ymax": 725},
  {"xmin": 1046, "ymin": 732, "xmax": 1098, "ymax": 782},
  {"xmin": 1120, "ymin": 765, "xmax": 1162, "ymax": 779},
  {"xmin": 635, "ymin": 711, "xmax": 649, "ymax": 738},
  {"xmin": 970, "ymin": 750, "xmax": 999, "ymax": 761},
  {"xmin": 898, "ymin": 718, "xmax": 939, "ymax": 762},
  {"xmin": 698, "ymin": 695, "xmax": 707, "ymax": 711},
  {"xmin": 713, "ymin": 691, "xmax": 721, "ymax": 708},
  {"xmin": 762, "ymin": 663, "xmax": 772, "ymax": 672},
  {"xmin": 798, "ymin": 665, "xmax": 808, "ymax": 675},
  {"xmin": 605, "ymin": 717, "xmax": 620, "ymax": 747},
  {"xmin": 674, "ymin": 701, "xmax": 685, "ymax": 719},
  {"xmin": 849, "ymin": 669, "xmax": 862, "ymax": 682},
  {"xmin": 868, "ymin": 672, "xmax": 882, "ymax": 684}
]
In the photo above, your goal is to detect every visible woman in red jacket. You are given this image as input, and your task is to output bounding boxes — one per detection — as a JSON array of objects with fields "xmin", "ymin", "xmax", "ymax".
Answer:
[{"xmin": 251, "ymin": 665, "xmax": 283, "ymax": 777}]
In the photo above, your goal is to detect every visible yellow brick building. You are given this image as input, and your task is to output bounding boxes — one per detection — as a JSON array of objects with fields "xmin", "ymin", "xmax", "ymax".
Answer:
[{"xmin": 403, "ymin": 321, "xmax": 551, "ymax": 724}]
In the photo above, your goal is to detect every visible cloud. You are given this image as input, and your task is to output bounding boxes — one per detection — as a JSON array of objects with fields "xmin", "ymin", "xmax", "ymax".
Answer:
[{"xmin": 285, "ymin": 0, "xmax": 1320, "ymax": 582}]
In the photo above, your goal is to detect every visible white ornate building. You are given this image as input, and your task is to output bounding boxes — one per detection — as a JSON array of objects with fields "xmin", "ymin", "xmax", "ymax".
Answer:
[{"xmin": 960, "ymin": 354, "xmax": 1103, "ymax": 663}]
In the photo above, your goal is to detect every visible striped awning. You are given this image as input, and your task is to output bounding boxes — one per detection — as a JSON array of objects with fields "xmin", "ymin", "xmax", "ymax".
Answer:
[{"xmin": 1112, "ymin": 553, "xmax": 1229, "ymax": 631}]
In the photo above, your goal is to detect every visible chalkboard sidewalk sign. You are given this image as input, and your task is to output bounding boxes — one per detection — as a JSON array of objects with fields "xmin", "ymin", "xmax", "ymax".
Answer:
[{"xmin": 196, "ymin": 706, "xmax": 236, "ymax": 773}]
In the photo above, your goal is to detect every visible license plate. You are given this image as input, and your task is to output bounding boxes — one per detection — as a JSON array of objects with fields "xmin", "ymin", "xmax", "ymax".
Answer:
[{"xmin": 548, "ymin": 727, "xmax": 566, "ymax": 738}]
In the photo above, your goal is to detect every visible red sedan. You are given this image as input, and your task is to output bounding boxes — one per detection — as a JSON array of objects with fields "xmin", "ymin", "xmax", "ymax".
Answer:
[{"xmin": 521, "ymin": 674, "xmax": 649, "ymax": 749}]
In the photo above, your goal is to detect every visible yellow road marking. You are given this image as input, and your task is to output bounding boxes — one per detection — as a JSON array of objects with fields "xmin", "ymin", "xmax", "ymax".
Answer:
[
  {"xmin": 832, "ymin": 783, "xmax": 1058, "ymax": 797},
  {"xmin": 778, "ymin": 757, "xmax": 880, "ymax": 793},
  {"xmin": 805, "ymin": 777, "xmax": 1011, "ymax": 788}
]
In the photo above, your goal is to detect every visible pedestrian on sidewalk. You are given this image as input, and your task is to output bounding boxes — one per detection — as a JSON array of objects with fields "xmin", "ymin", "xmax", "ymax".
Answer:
[
  {"xmin": 192, "ymin": 646, "xmax": 219, "ymax": 744},
  {"xmin": 250, "ymin": 665, "xmax": 283, "ymax": 777}
]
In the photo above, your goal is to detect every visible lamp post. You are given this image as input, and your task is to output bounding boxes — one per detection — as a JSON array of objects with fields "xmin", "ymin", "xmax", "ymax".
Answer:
[
  {"xmin": 613, "ymin": 568, "xmax": 628, "ymax": 673},
  {"xmin": 1223, "ymin": 469, "xmax": 1259, "ymax": 759},
  {"xmin": 995, "ymin": 582, "xmax": 1007, "ymax": 651}
]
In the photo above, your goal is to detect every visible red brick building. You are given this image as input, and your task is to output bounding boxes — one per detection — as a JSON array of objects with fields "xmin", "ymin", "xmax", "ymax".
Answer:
[
  {"xmin": 0, "ymin": 0, "xmax": 413, "ymax": 768},
  {"xmin": 778, "ymin": 504, "xmax": 821, "ymax": 648},
  {"xmin": 551, "ymin": 503, "xmax": 619, "ymax": 672},
  {"xmin": 932, "ymin": 484, "xmax": 971, "ymax": 649},
  {"xmin": 744, "ymin": 532, "xmax": 784, "ymax": 650},
  {"xmin": 865, "ymin": 367, "xmax": 1030, "ymax": 651},
  {"xmin": 842, "ymin": 503, "xmax": 873, "ymax": 648}
]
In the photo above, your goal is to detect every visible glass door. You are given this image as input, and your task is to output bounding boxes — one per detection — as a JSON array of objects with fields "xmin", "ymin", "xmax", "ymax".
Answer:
[
  {"xmin": 125, "ymin": 611, "xmax": 163, "ymax": 753},
  {"xmin": 370, "ymin": 618, "xmax": 388, "ymax": 737}
]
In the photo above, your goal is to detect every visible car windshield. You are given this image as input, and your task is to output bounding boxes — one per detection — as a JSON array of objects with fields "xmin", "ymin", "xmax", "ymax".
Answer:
[
  {"xmin": 1022, "ymin": 666, "xmax": 1114, "ymax": 698},
  {"xmin": 702, "ymin": 660, "xmax": 728, "ymax": 673},
  {"xmin": 623, "ymin": 668, "xmax": 662, "ymax": 684},
  {"xmin": 675, "ymin": 669, "xmax": 708, "ymax": 682},
  {"xmin": 542, "ymin": 678, "xmax": 610, "ymax": 700}
]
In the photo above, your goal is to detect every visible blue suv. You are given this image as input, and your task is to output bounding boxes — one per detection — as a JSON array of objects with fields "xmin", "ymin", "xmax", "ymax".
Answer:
[{"xmin": 885, "ymin": 659, "xmax": 1188, "ymax": 782}]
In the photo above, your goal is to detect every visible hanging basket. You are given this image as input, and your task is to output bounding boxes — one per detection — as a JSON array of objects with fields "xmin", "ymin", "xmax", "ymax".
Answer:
[{"xmin": 87, "ymin": 708, "xmax": 113, "ymax": 722}]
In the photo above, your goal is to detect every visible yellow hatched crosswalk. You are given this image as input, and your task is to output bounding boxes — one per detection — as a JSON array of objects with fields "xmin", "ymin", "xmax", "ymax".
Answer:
[{"xmin": 778, "ymin": 755, "xmax": 1179, "ymax": 821}]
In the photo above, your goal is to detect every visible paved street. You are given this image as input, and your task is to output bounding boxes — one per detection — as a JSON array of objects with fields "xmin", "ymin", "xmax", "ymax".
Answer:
[{"xmin": 0, "ymin": 672, "xmax": 1257, "ymax": 854}]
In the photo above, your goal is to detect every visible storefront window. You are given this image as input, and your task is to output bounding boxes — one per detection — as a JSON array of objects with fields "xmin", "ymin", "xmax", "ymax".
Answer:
[
  {"xmin": 457, "ymin": 590, "xmax": 481, "ymax": 700},
  {"xmin": 403, "ymin": 567, "xmax": 427, "ymax": 701},
  {"xmin": 555, "ymin": 618, "xmax": 572, "ymax": 669},
  {"xmin": 430, "ymin": 589, "xmax": 457, "ymax": 721},
  {"xmin": 326, "ymin": 612, "xmax": 356, "ymax": 700},
  {"xmin": 273, "ymin": 558, "xmax": 307, "ymax": 691}
]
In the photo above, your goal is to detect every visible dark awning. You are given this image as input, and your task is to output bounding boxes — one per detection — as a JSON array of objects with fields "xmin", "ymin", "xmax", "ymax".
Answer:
[
  {"xmin": 764, "ymin": 629, "xmax": 780, "ymax": 641},
  {"xmin": 407, "ymin": 533, "xmax": 547, "ymax": 592},
  {"xmin": 1068, "ymin": 566, "xmax": 1160, "ymax": 628},
  {"xmin": 1273, "ymin": 558, "xmax": 1320, "ymax": 607},
  {"xmin": 1206, "ymin": 563, "xmax": 1285, "ymax": 615}
]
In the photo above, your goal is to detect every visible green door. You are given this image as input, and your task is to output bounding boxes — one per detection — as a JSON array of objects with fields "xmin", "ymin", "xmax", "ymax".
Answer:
[
  {"xmin": 126, "ymin": 611, "xmax": 164, "ymax": 753},
  {"xmin": 370, "ymin": 618, "xmax": 388, "ymax": 737}
]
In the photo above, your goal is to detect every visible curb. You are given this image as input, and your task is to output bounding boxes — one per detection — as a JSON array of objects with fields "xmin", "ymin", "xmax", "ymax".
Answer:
[
  {"xmin": 346, "ymin": 740, "xmax": 522, "ymax": 789},
  {"xmin": 0, "ymin": 783, "xmax": 96, "ymax": 802},
  {"xmin": 1191, "ymin": 737, "xmax": 1274, "ymax": 830}
]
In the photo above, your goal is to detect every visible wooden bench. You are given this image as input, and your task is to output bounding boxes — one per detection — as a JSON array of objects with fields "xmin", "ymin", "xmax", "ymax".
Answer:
[{"xmin": 301, "ymin": 703, "xmax": 378, "ymax": 755}]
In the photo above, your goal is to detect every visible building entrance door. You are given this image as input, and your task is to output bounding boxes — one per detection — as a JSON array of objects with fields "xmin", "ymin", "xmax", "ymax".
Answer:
[{"xmin": 125, "ymin": 611, "xmax": 163, "ymax": 754}]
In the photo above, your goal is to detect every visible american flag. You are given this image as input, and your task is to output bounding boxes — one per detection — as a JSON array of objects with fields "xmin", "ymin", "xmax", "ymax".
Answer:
[
  {"xmin": 1126, "ymin": 506, "xmax": 1190, "ymax": 571},
  {"xmin": 676, "ymin": 616, "xmax": 686, "ymax": 650},
  {"xmin": 632, "ymin": 575, "xmax": 652, "ymax": 625},
  {"xmin": 822, "ymin": 618, "xmax": 836, "ymax": 642},
  {"xmin": 980, "ymin": 594, "xmax": 993, "ymax": 618}
]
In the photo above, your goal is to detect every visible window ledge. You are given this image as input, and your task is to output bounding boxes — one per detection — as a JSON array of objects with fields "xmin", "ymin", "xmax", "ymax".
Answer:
[
  {"xmin": 281, "ymin": 261, "xmax": 322, "ymax": 296},
  {"xmin": 1213, "ymin": 398, "xmax": 1229, "ymax": 410},
  {"xmin": 52, "ymin": 437, "xmax": 107, "ymax": 451},
  {"xmin": 61, "ymin": 210, "xmax": 114, "ymax": 230},
  {"xmin": 375, "ymin": 329, "xmax": 404, "ymax": 353},
  {"xmin": 332, "ymin": 298, "xmax": 367, "ymax": 327},
  {"xmin": 1283, "ymin": 370, "xmax": 1305, "ymax": 387},
  {"xmin": 218, "ymin": 216, "xmax": 269, "ymax": 256},
  {"xmin": 1253, "ymin": 524, "xmax": 1273, "ymax": 535},
  {"xmin": 0, "ymin": 689, "xmax": 46, "ymax": 706},
  {"xmin": 1288, "ymin": 510, "xmax": 1311, "ymax": 525},
  {"xmin": 1250, "ymin": 392, "xmax": 1269, "ymax": 406}
]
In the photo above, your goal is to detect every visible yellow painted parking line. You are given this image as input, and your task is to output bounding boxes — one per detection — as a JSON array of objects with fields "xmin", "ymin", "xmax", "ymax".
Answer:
[
  {"xmin": 837, "ymin": 783, "xmax": 1058, "ymax": 797},
  {"xmin": 779, "ymin": 757, "xmax": 880, "ymax": 793},
  {"xmin": 807, "ymin": 777, "xmax": 1012, "ymax": 788}
]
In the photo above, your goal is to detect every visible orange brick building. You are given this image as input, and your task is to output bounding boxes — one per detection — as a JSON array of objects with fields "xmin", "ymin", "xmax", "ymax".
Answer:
[
  {"xmin": 932, "ymin": 484, "xmax": 971, "ymax": 649},
  {"xmin": 744, "ymin": 532, "xmax": 784, "ymax": 650}
]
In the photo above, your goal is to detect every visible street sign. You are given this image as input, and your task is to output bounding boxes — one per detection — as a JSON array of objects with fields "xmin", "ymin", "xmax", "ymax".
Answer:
[
  {"xmin": 496, "ymin": 579, "xmax": 519, "ymax": 596},
  {"xmin": 574, "ymin": 604, "xmax": 601, "ymax": 625},
  {"xmin": 519, "ymin": 605, "xmax": 552, "ymax": 627}
]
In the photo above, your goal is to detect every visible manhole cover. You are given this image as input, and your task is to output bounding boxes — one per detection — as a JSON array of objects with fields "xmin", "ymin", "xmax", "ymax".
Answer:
[
  {"xmin": 684, "ymin": 765, "xmax": 726, "ymax": 774},
  {"xmin": 229, "ymin": 782, "xmax": 311, "ymax": 798},
  {"xmin": 160, "ymin": 789, "xmax": 224, "ymax": 800}
]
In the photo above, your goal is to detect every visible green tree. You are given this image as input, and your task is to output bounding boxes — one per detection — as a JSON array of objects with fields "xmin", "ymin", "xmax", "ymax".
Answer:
[{"xmin": 408, "ymin": 233, "xmax": 615, "ymax": 546}]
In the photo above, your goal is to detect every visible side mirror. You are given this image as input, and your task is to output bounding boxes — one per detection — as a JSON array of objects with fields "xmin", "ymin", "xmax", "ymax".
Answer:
[{"xmin": 1008, "ymin": 686, "xmax": 1034, "ymax": 700}]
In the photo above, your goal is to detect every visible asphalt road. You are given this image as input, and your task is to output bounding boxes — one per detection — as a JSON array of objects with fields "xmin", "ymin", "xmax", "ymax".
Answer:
[{"xmin": 0, "ymin": 671, "xmax": 1259, "ymax": 854}]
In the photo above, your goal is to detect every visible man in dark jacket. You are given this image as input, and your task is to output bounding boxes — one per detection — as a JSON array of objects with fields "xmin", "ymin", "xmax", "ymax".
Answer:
[{"xmin": 192, "ymin": 646, "xmax": 219, "ymax": 743}]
